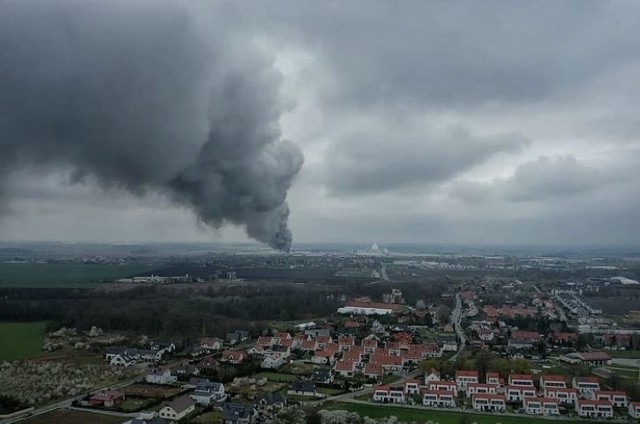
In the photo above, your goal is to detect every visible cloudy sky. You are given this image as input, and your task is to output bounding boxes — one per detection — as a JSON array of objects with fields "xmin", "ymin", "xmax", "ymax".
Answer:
[{"xmin": 1, "ymin": 0, "xmax": 639, "ymax": 247}]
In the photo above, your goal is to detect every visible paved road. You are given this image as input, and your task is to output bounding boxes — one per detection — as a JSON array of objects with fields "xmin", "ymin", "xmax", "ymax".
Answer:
[
  {"xmin": 449, "ymin": 292, "xmax": 466, "ymax": 363},
  {"xmin": 336, "ymin": 399, "xmax": 630, "ymax": 423},
  {"xmin": 308, "ymin": 367, "xmax": 425, "ymax": 407}
]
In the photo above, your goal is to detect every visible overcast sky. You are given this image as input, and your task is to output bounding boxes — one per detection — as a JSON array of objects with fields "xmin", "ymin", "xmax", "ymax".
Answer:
[{"xmin": 1, "ymin": 1, "xmax": 639, "ymax": 247}]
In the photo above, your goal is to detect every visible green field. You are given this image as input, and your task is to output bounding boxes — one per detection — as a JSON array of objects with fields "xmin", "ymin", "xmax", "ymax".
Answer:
[
  {"xmin": 0, "ymin": 321, "xmax": 47, "ymax": 361},
  {"xmin": 328, "ymin": 403, "xmax": 610, "ymax": 424},
  {"xmin": 0, "ymin": 262, "xmax": 156, "ymax": 288}
]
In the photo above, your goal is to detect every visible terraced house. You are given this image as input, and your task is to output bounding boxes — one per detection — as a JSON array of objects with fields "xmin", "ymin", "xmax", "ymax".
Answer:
[
  {"xmin": 505, "ymin": 385, "xmax": 536, "ymax": 402},
  {"xmin": 472, "ymin": 394, "xmax": 506, "ymax": 412},
  {"xmin": 422, "ymin": 390, "xmax": 456, "ymax": 408},
  {"xmin": 572, "ymin": 376, "xmax": 600, "ymax": 398},
  {"xmin": 594, "ymin": 391, "xmax": 628, "ymax": 408},
  {"xmin": 544, "ymin": 387, "xmax": 578, "ymax": 405},
  {"xmin": 523, "ymin": 397, "xmax": 560, "ymax": 415},
  {"xmin": 576, "ymin": 399, "xmax": 613, "ymax": 418},
  {"xmin": 455, "ymin": 370, "xmax": 479, "ymax": 392},
  {"xmin": 372, "ymin": 385, "xmax": 405, "ymax": 404}
]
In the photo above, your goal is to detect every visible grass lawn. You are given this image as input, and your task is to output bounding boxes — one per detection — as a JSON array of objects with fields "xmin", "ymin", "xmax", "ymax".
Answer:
[
  {"xmin": 190, "ymin": 410, "xmax": 222, "ymax": 423},
  {"xmin": 327, "ymin": 403, "xmax": 610, "ymax": 424},
  {"xmin": 119, "ymin": 398, "xmax": 157, "ymax": 412},
  {"xmin": 609, "ymin": 350, "xmax": 640, "ymax": 359},
  {"xmin": 0, "ymin": 262, "xmax": 157, "ymax": 288},
  {"xmin": 316, "ymin": 387, "xmax": 347, "ymax": 396},
  {"xmin": 254, "ymin": 372, "xmax": 300, "ymax": 382},
  {"xmin": 382, "ymin": 374, "xmax": 401, "ymax": 385},
  {"xmin": 0, "ymin": 321, "xmax": 47, "ymax": 361}
]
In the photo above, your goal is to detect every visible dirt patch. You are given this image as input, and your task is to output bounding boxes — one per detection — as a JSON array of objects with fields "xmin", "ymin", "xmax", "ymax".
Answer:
[{"xmin": 122, "ymin": 383, "xmax": 183, "ymax": 399}]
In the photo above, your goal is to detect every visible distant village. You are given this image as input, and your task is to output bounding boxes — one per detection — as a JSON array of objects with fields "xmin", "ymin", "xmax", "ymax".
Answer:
[{"xmin": 21, "ymin": 280, "xmax": 634, "ymax": 424}]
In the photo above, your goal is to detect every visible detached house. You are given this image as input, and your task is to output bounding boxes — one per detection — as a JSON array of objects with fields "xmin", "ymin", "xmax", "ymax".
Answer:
[
  {"xmin": 159, "ymin": 396, "xmax": 196, "ymax": 421},
  {"xmin": 200, "ymin": 337, "xmax": 224, "ymax": 351},
  {"xmin": 255, "ymin": 392, "xmax": 287, "ymax": 411},
  {"xmin": 196, "ymin": 356, "xmax": 219, "ymax": 373},
  {"xmin": 222, "ymin": 403, "xmax": 256, "ymax": 424},
  {"xmin": 425, "ymin": 368, "xmax": 441, "ymax": 384},
  {"xmin": 287, "ymin": 381, "xmax": 317, "ymax": 397},
  {"xmin": 89, "ymin": 390, "xmax": 125, "ymax": 408},
  {"xmin": 145, "ymin": 367, "xmax": 177, "ymax": 385},
  {"xmin": 189, "ymin": 380, "xmax": 225, "ymax": 406},
  {"xmin": 311, "ymin": 368, "xmax": 334, "ymax": 384},
  {"xmin": 226, "ymin": 330, "xmax": 250, "ymax": 345},
  {"xmin": 221, "ymin": 350, "xmax": 245, "ymax": 364}
]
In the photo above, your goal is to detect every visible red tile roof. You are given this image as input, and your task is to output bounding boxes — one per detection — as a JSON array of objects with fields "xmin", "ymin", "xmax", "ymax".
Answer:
[
  {"xmin": 334, "ymin": 360, "xmax": 356, "ymax": 372},
  {"xmin": 364, "ymin": 363, "xmax": 383, "ymax": 376},
  {"xmin": 576, "ymin": 351, "xmax": 610, "ymax": 361},
  {"xmin": 456, "ymin": 370, "xmax": 479, "ymax": 378},
  {"xmin": 510, "ymin": 331, "xmax": 541, "ymax": 342},
  {"xmin": 540, "ymin": 374, "xmax": 566, "ymax": 382}
]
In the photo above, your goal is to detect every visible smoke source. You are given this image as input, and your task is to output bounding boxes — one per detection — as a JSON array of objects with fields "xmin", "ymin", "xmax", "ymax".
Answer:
[{"xmin": 0, "ymin": 1, "xmax": 303, "ymax": 251}]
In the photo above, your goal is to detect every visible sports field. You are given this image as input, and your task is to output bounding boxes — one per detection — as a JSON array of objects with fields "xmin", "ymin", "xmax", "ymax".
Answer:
[
  {"xmin": 0, "ymin": 262, "xmax": 156, "ymax": 288},
  {"xmin": 0, "ymin": 321, "xmax": 47, "ymax": 361},
  {"xmin": 328, "ymin": 403, "xmax": 610, "ymax": 424}
]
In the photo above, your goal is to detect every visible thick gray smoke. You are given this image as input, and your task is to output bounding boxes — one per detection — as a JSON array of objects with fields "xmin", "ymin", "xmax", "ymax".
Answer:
[{"xmin": 0, "ymin": 1, "xmax": 303, "ymax": 251}]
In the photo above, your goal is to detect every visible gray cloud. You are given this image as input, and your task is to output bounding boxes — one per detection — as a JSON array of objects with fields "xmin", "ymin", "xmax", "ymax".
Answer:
[
  {"xmin": 0, "ymin": 1, "xmax": 303, "ymax": 251},
  {"xmin": 249, "ymin": 1, "xmax": 640, "ymax": 107},
  {"xmin": 450, "ymin": 153, "xmax": 638, "ymax": 204},
  {"xmin": 582, "ymin": 118, "xmax": 640, "ymax": 143},
  {"xmin": 325, "ymin": 126, "xmax": 528, "ymax": 195},
  {"xmin": 504, "ymin": 156, "xmax": 611, "ymax": 201}
]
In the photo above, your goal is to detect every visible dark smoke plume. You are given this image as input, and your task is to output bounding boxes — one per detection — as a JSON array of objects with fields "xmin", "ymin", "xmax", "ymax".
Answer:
[{"xmin": 0, "ymin": 1, "xmax": 303, "ymax": 251}]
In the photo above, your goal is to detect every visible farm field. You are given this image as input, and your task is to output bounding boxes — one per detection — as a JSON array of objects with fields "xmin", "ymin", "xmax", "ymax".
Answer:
[
  {"xmin": 22, "ymin": 409, "xmax": 123, "ymax": 424},
  {"xmin": 0, "ymin": 321, "xmax": 47, "ymax": 361},
  {"xmin": 327, "ymin": 403, "xmax": 611, "ymax": 424},
  {"xmin": 0, "ymin": 263, "xmax": 157, "ymax": 288}
]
